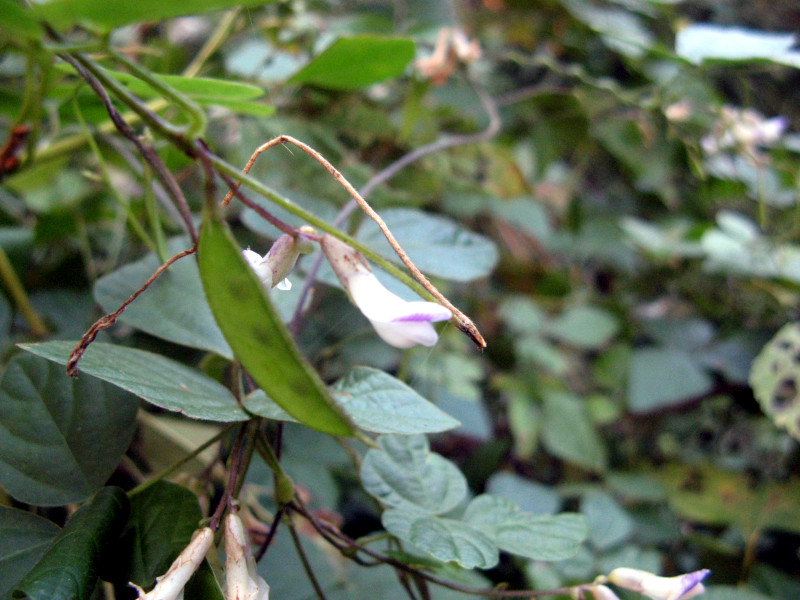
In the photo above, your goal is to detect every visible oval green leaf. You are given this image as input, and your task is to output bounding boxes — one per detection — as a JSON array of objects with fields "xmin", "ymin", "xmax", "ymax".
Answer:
[
  {"xmin": 290, "ymin": 36, "xmax": 415, "ymax": 90},
  {"xmin": 382, "ymin": 507, "xmax": 498, "ymax": 570},
  {"xmin": 357, "ymin": 208, "xmax": 499, "ymax": 283},
  {"xmin": 20, "ymin": 341, "xmax": 247, "ymax": 423},
  {"xmin": 197, "ymin": 212, "xmax": 354, "ymax": 436}
]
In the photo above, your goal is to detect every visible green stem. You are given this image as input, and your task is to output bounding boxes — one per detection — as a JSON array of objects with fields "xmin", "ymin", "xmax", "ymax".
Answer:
[
  {"xmin": 143, "ymin": 163, "xmax": 169, "ymax": 263},
  {"xmin": 182, "ymin": 9, "xmax": 239, "ymax": 78},
  {"xmin": 109, "ymin": 48, "xmax": 206, "ymax": 139},
  {"xmin": 255, "ymin": 430, "xmax": 295, "ymax": 506},
  {"xmin": 128, "ymin": 425, "xmax": 234, "ymax": 497},
  {"xmin": 72, "ymin": 96, "xmax": 158, "ymax": 253},
  {"xmin": 0, "ymin": 246, "xmax": 47, "ymax": 337}
]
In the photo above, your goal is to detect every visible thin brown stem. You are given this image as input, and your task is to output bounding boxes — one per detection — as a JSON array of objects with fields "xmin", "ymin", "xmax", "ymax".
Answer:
[
  {"xmin": 287, "ymin": 519, "xmax": 329, "ymax": 600},
  {"xmin": 66, "ymin": 243, "xmax": 197, "ymax": 376},
  {"xmin": 288, "ymin": 500, "xmax": 575, "ymax": 598}
]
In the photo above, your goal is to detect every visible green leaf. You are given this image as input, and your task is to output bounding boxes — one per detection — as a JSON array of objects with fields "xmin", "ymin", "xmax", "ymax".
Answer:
[
  {"xmin": 546, "ymin": 305, "xmax": 619, "ymax": 349},
  {"xmin": 109, "ymin": 70, "xmax": 266, "ymax": 101},
  {"xmin": 382, "ymin": 508, "xmax": 499, "ymax": 569},
  {"xmin": 0, "ymin": 353, "xmax": 138, "ymax": 505},
  {"xmin": 205, "ymin": 99, "xmax": 275, "ymax": 117},
  {"xmin": 464, "ymin": 495, "xmax": 587, "ymax": 561},
  {"xmin": 245, "ymin": 367, "xmax": 460, "ymax": 434},
  {"xmin": 94, "ymin": 238, "xmax": 232, "ymax": 358},
  {"xmin": 0, "ymin": 508, "xmax": 60, "ymax": 598},
  {"xmin": 627, "ymin": 348, "xmax": 713, "ymax": 412},
  {"xmin": 358, "ymin": 208, "xmax": 498, "ymax": 282},
  {"xmin": 541, "ymin": 391, "xmax": 607, "ymax": 473},
  {"xmin": 21, "ymin": 341, "xmax": 248, "ymax": 422},
  {"xmin": 332, "ymin": 368, "xmax": 459, "ymax": 433},
  {"xmin": 197, "ymin": 210, "xmax": 354, "ymax": 436},
  {"xmin": 0, "ymin": 0, "xmax": 41, "ymax": 39},
  {"xmin": 31, "ymin": 0, "xmax": 276, "ymax": 30},
  {"xmin": 290, "ymin": 36, "xmax": 415, "ymax": 90},
  {"xmin": 581, "ymin": 491, "xmax": 633, "ymax": 550},
  {"xmin": 485, "ymin": 472, "xmax": 560, "ymax": 515},
  {"xmin": 360, "ymin": 435, "xmax": 467, "ymax": 513},
  {"xmin": 749, "ymin": 322, "xmax": 800, "ymax": 441},
  {"xmin": 11, "ymin": 487, "xmax": 130, "ymax": 600},
  {"xmin": 676, "ymin": 24, "xmax": 800, "ymax": 67}
]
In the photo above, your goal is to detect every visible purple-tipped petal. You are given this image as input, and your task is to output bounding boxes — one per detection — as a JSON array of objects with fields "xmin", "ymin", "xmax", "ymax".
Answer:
[
  {"xmin": 389, "ymin": 301, "xmax": 453, "ymax": 323},
  {"xmin": 670, "ymin": 570, "xmax": 709, "ymax": 600}
]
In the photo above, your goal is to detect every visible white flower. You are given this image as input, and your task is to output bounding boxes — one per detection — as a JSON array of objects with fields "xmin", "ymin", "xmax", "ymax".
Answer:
[
  {"xmin": 607, "ymin": 567, "xmax": 710, "ymax": 600},
  {"xmin": 130, "ymin": 528, "xmax": 214, "ymax": 600},
  {"xmin": 224, "ymin": 513, "xmax": 269, "ymax": 600},
  {"xmin": 321, "ymin": 234, "xmax": 452, "ymax": 348}
]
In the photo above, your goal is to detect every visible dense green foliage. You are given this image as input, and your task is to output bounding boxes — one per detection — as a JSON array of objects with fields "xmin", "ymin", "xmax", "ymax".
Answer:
[{"xmin": 2, "ymin": 1, "xmax": 800, "ymax": 599}]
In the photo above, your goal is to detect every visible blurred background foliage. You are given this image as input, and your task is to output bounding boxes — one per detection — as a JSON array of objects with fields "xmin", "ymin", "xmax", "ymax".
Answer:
[{"xmin": 3, "ymin": 0, "xmax": 800, "ymax": 599}]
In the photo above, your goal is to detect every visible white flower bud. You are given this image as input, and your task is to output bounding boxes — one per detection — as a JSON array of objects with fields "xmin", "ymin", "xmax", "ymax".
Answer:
[{"xmin": 130, "ymin": 528, "xmax": 214, "ymax": 600}]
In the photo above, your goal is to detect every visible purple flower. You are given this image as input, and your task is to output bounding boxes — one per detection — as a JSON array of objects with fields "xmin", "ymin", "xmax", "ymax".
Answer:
[
  {"xmin": 607, "ymin": 568, "xmax": 710, "ymax": 600},
  {"xmin": 321, "ymin": 234, "xmax": 452, "ymax": 348}
]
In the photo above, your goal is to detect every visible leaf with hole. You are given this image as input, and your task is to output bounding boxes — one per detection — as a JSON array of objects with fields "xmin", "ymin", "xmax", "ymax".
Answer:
[{"xmin": 749, "ymin": 322, "xmax": 800, "ymax": 441}]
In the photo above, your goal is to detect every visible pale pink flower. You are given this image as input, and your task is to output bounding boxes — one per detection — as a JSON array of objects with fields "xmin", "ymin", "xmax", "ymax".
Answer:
[{"xmin": 321, "ymin": 234, "xmax": 452, "ymax": 348}]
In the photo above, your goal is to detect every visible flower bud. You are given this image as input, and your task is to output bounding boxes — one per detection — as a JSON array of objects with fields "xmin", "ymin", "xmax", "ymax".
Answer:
[
  {"xmin": 224, "ymin": 513, "xmax": 269, "ymax": 600},
  {"xmin": 243, "ymin": 229, "xmax": 315, "ymax": 291},
  {"xmin": 130, "ymin": 527, "xmax": 214, "ymax": 600}
]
